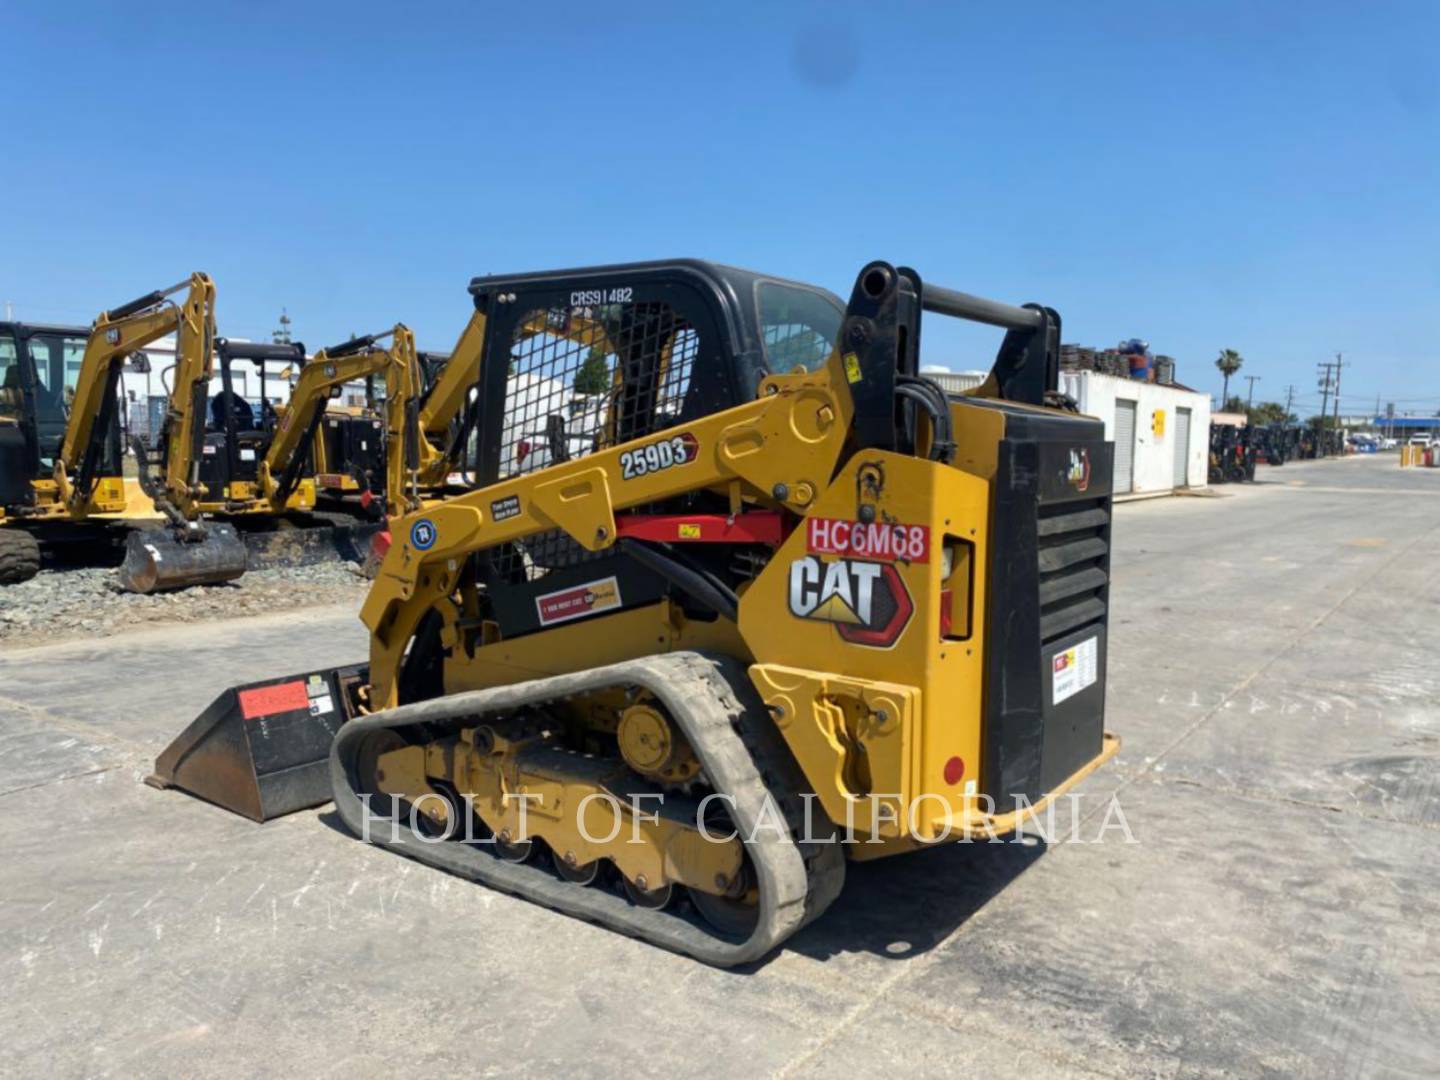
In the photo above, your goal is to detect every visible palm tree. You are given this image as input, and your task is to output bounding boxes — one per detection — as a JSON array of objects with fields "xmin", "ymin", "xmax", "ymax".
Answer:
[{"xmin": 1215, "ymin": 349, "xmax": 1244, "ymax": 409}]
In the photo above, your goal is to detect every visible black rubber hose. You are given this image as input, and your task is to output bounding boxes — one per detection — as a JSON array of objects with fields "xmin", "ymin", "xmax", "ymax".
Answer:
[
  {"xmin": 896, "ymin": 375, "xmax": 956, "ymax": 463},
  {"xmin": 107, "ymin": 290, "xmax": 165, "ymax": 321},
  {"xmin": 618, "ymin": 538, "xmax": 739, "ymax": 623},
  {"xmin": 325, "ymin": 334, "xmax": 377, "ymax": 358}
]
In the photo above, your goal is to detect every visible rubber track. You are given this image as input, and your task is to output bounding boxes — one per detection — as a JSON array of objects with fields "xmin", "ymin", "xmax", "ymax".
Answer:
[
  {"xmin": 330, "ymin": 651, "xmax": 845, "ymax": 966},
  {"xmin": 0, "ymin": 529, "xmax": 41, "ymax": 585}
]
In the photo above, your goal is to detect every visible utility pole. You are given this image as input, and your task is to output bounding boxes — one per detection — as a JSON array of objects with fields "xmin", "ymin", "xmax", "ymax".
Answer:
[
  {"xmin": 1245, "ymin": 374, "xmax": 1261, "ymax": 411},
  {"xmin": 1331, "ymin": 353, "xmax": 1343, "ymax": 435},
  {"xmin": 1284, "ymin": 384, "xmax": 1296, "ymax": 421},
  {"xmin": 1317, "ymin": 360, "xmax": 1337, "ymax": 456}
]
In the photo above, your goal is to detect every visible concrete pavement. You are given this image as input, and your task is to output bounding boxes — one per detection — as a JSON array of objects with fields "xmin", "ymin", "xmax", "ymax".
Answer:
[{"xmin": 1, "ymin": 454, "xmax": 1437, "ymax": 1078}]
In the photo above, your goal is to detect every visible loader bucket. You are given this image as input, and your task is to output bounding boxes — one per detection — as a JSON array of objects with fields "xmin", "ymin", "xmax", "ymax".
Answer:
[
  {"xmin": 119, "ymin": 523, "xmax": 249, "ymax": 593},
  {"xmin": 147, "ymin": 664, "xmax": 367, "ymax": 821}
]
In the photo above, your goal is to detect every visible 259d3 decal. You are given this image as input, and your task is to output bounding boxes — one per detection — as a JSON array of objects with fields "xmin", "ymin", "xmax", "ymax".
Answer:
[
  {"xmin": 787, "ymin": 555, "xmax": 914, "ymax": 647},
  {"xmin": 620, "ymin": 432, "xmax": 699, "ymax": 480}
]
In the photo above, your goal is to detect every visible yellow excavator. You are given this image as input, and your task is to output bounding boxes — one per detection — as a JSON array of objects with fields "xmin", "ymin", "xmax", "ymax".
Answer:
[
  {"xmin": 122, "ymin": 324, "xmax": 428, "ymax": 590},
  {"xmin": 151, "ymin": 259, "xmax": 1119, "ymax": 966},
  {"xmin": 0, "ymin": 276, "xmax": 215, "ymax": 585}
]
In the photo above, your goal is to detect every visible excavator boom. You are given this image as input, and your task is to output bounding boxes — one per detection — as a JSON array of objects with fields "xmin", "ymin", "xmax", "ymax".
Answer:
[{"xmin": 264, "ymin": 326, "xmax": 425, "ymax": 518}]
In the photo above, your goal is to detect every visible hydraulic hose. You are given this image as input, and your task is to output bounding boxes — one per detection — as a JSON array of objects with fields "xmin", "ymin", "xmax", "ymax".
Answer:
[
  {"xmin": 896, "ymin": 374, "xmax": 956, "ymax": 463},
  {"xmin": 618, "ymin": 537, "xmax": 739, "ymax": 622}
]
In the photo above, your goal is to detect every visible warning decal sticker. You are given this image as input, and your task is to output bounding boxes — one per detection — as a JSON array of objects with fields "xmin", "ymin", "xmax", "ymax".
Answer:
[
  {"xmin": 490, "ymin": 494, "xmax": 522, "ymax": 522},
  {"xmin": 1052, "ymin": 637, "xmax": 1099, "ymax": 705},
  {"xmin": 535, "ymin": 576, "xmax": 623, "ymax": 627},
  {"xmin": 239, "ymin": 680, "xmax": 310, "ymax": 720}
]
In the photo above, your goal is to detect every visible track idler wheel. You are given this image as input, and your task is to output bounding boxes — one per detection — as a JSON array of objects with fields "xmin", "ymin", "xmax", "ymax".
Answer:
[
  {"xmin": 691, "ymin": 867, "xmax": 761, "ymax": 939},
  {"xmin": 354, "ymin": 730, "xmax": 454, "ymax": 838},
  {"xmin": 119, "ymin": 522, "xmax": 247, "ymax": 593}
]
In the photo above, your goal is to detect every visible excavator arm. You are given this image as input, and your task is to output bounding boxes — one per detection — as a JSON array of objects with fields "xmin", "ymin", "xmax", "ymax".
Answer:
[
  {"xmin": 138, "ymin": 274, "xmax": 219, "ymax": 523},
  {"xmin": 263, "ymin": 325, "xmax": 425, "ymax": 517},
  {"xmin": 54, "ymin": 273, "xmax": 215, "ymax": 513},
  {"xmin": 415, "ymin": 308, "xmax": 619, "ymax": 488}
]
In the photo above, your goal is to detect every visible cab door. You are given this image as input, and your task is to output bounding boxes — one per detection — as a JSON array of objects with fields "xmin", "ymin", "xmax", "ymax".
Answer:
[{"xmin": 0, "ymin": 328, "xmax": 35, "ymax": 504}]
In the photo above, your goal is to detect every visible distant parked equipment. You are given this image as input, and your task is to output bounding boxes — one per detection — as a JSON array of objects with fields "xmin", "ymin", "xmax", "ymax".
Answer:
[{"xmin": 0, "ymin": 278, "xmax": 222, "ymax": 585}]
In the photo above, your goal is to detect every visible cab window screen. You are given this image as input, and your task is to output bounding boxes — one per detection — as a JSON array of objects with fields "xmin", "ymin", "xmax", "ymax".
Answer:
[
  {"xmin": 0, "ymin": 334, "xmax": 18, "ymax": 417},
  {"xmin": 499, "ymin": 302, "xmax": 697, "ymax": 480},
  {"xmin": 27, "ymin": 333, "xmax": 88, "ymax": 424}
]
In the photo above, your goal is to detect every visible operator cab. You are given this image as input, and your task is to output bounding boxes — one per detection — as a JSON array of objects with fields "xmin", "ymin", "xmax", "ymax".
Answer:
[
  {"xmin": 464, "ymin": 259, "xmax": 844, "ymax": 486},
  {"xmin": 456, "ymin": 259, "xmax": 845, "ymax": 639},
  {"xmin": 0, "ymin": 322, "xmax": 124, "ymax": 507},
  {"xmin": 199, "ymin": 338, "xmax": 307, "ymax": 500}
]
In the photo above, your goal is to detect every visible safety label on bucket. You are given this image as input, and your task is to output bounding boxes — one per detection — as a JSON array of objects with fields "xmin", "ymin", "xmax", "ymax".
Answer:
[
  {"xmin": 239, "ymin": 680, "xmax": 310, "ymax": 720},
  {"xmin": 1052, "ymin": 637, "xmax": 1098, "ymax": 705},
  {"xmin": 306, "ymin": 675, "xmax": 334, "ymax": 716}
]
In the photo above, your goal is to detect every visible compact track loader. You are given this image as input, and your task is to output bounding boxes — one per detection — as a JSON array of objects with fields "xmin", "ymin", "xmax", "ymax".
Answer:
[{"xmin": 152, "ymin": 259, "xmax": 1119, "ymax": 965}]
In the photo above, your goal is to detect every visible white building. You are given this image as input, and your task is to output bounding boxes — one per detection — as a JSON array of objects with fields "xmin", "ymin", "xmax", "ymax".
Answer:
[
  {"xmin": 1060, "ymin": 370, "xmax": 1211, "ymax": 498},
  {"xmin": 923, "ymin": 368, "xmax": 988, "ymax": 394}
]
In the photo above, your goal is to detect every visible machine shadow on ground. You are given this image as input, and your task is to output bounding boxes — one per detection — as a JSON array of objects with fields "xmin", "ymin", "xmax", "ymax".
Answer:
[
  {"xmin": 314, "ymin": 808, "xmax": 1046, "ymax": 970},
  {"xmin": 783, "ymin": 836, "xmax": 1047, "ymax": 964}
]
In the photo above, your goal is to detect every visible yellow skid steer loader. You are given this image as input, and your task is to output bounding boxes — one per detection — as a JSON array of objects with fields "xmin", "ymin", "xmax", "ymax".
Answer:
[{"xmin": 151, "ymin": 259, "xmax": 1119, "ymax": 965}]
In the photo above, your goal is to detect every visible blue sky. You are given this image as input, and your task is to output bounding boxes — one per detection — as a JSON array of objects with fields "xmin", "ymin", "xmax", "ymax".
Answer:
[{"xmin": 4, "ymin": 1, "xmax": 1437, "ymax": 418}]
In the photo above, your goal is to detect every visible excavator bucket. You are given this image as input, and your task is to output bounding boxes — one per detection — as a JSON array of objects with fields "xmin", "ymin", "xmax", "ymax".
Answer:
[
  {"xmin": 118, "ymin": 522, "xmax": 249, "ymax": 593},
  {"xmin": 147, "ymin": 664, "xmax": 367, "ymax": 821}
]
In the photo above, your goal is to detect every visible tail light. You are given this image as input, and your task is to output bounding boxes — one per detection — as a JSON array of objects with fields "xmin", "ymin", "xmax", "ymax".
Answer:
[{"xmin": 940, "ymin": 537, "xmax": 973, "ymax": 640}]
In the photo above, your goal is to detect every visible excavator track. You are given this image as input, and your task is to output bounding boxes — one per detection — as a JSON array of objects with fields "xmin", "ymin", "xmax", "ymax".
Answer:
[
  {"xmin": 330, "ymin": 651, "xmax": 845, "ymax": 967},
  {"xmin": 0, "ymin": 528, "xmax": 42, "ymax": 585}
]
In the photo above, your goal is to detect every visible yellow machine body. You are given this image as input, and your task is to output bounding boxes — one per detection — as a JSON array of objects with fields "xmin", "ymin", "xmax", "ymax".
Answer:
[{"xmin": 153, "ymin": 258, "xmax": 1119, "ymax": 965}]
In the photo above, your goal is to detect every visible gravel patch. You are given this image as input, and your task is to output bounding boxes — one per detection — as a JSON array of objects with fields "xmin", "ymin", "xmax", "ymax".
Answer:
[{"xmin": 0, "ymin": 561, "xmax": 371, "ymax": 649}]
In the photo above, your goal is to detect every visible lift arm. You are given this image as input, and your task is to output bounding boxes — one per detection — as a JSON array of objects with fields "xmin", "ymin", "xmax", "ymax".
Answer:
[
  {"xmin": 361, "ymin": 344, "xmax": 857, "ymax": 706},
  {"xmin": 55, "ymin": 273, "xmax": 215, "ymax": 513},
  {"xmin": 262, "ymin": 325, "xmax": 425, "ymax": 517}
]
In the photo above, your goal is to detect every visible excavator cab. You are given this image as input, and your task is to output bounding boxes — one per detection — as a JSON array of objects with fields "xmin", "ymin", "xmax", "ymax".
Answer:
[
  {"xmin": 202, "ymin": 338, "xmax": 310, "ymax": 506},
  {"xmin": 314, "ymin": 363, "xmax": 387, "ymax": 512},
  {"xmin": 0, "ymin": 321, "xmax": 130, "ymax": 582},
  {"xmin": 0, "ymin": 322, "xmax": 126, "ymax": 499}
]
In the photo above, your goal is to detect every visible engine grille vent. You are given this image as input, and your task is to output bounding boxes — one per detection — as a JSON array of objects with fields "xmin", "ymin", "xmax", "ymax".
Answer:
[{"xmin": 1036, "ymin": 498, "xmax": 1110, "ymax": 643}]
